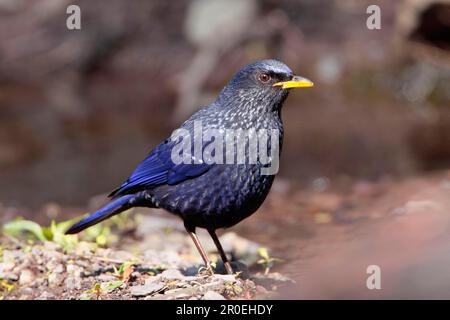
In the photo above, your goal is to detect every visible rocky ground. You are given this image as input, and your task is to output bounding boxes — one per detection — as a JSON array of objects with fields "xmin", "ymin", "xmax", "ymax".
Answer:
[
  {"xmin": 0, "ymin": 212, "xmax": 292, "ymax": 300},
  {"xmin": 1, "ymin": 170, "xmax": 450, "ymax": 300}
]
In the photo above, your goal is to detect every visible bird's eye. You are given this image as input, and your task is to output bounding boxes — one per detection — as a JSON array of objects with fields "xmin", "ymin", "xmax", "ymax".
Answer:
[{"xmin": 259, "ymin": 73, "xmax": 271, "ymax": 83}]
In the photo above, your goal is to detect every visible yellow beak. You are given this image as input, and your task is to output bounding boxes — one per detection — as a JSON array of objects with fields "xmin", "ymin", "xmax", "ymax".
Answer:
[{"xmin": 273, "ymin": 76, "xmax": 314, "ymax": 89}]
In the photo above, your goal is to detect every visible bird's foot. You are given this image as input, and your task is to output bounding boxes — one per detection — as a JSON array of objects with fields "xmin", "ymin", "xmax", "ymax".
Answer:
[
  {"xmin": 198, "ymin": 262, "xmax": 215, "ymax": 276},
  {"xmin": 224, "ymin": 261, "xmax": 234, "ymax": 275}
]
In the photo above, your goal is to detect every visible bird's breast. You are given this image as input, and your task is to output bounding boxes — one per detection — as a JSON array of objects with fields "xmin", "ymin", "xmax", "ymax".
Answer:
[{"xmin": 151, "ymin": 164, "xmax": 276, "ymax": 229}]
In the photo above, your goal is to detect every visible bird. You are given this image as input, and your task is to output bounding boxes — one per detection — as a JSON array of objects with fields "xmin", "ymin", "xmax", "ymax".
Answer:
[{"xmin": 66, "ymin": 59, "xmax": 313, "ymax": 274}]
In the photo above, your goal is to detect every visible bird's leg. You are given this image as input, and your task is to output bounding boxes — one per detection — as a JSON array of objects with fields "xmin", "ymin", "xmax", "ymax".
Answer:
[
  {"xmin": 208, "ymin": 229, "xmax": 234, "ymax": 275},
  {"xmin": 185, "ymin": 225, "xmax": 213, "ymax": 274}
]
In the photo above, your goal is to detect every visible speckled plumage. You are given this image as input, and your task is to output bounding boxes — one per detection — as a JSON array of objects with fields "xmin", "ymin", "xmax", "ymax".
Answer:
[
  {"xmin": 146, "ymin": 60, "xmax": 291, "ymax": 230},
  {"xmin": 66, "ymin": 59, "xmax": 303, "ymax": 274}
]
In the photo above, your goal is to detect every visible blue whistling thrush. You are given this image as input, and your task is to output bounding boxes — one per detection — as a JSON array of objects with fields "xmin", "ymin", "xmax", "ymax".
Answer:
[{"xmin": 66, "ymin": 59, "xmax": 313, "ymax": 274}]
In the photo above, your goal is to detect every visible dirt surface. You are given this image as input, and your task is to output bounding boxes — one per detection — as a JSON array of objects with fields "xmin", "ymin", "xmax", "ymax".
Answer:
[
  {"xmin": 0, "ymin": 213, "xmax": 293, "ymax": 300},
  {"xmin": 235, "ymin": 170, "xmax": 450, "ymax": 299},
  {"xmin": 2, "ymin": 170, "xmax": 450, "ymax": 299}
]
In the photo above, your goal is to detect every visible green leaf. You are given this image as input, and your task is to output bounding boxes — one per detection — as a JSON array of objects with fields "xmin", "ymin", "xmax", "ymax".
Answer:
[
  {"xmin": 96, "ymin": 234, "xmax": 107, "ymax": 246},
  {"xmin": 102, "ymin": 280, "xmax": 123, "ymax": 293},
  {"xmin": 112, "ymin": 264, "xmax": 119, "ymax": 275},
  {"xmin": 0, "ymin": 280, "xmax": 15, "ymax": 292},
  {"xmin": 85, "ymin": 283, "xmax": 102, "ymax": 295},
  {"xmin": 257, "ymin": 247, "xmax": 270, "ymax": 260},
  {"xmin": 3, "ymin": 220, "xmax": 47, "ymax": 242}
]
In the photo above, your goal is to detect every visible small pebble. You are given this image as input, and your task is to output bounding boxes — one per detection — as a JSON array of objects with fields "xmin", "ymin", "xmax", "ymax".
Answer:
[
  {"xmin": 203, "ymin": 291, "xmax": 225, "ymax": 300},
  {"xmin": 2, "ymin": 272, "xmax": 19, "ymax": 281},
  {"xmin": 48, "ymin": 272, "xmax": 65, "ymax": 286},
  {"xmin": 130, "ymin": 282, "xmax": 165, "ymax": 297},
  {"xmin": 64, "ymin": 276, "xmax": 82, "ymax": 290},
  {"xmin": 212, "ymin": 274, "xmax": 236, "ymax": 283},
  {"xmin": 97, "ymin": 274, "xmax": 118, "ymax": 282},
  {"xmin": 19, "ymin": 269, "xmax": 35, "ymax": 285},
  {"xmin": 36, "ymin": 291, "xmax": 56, "ymax": 300},
  {"xmin": 161, "ymin": 269, "xmax": 184, "ymax": 280},
  {"xmin": 0, "ymin": 261, "xmax": 16, "ymax": 272},
  {"xmin": 19, "ymin": 287, "xmax": 34, "ymax": 296}
]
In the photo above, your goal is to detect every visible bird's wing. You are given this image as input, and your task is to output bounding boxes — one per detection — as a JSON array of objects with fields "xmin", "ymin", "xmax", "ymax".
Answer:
[{"xmin": 108, "ymin": 139, "xmax": 212, "ymax": 197}]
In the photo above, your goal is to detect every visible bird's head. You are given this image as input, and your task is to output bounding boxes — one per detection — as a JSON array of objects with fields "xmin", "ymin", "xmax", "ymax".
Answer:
[{"xmin": 218, "ymin": 59, "xmax": 313, "ymax": 111}]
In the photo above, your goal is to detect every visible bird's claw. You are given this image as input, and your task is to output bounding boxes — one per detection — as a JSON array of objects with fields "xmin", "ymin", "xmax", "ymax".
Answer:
[{"xmin": 198, "ymin": 263, "xmax": 215, "ymax": 276}]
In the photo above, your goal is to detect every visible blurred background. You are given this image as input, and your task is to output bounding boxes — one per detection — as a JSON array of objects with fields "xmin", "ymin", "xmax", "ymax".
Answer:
[{"xmin": 1, "ymin": 0, "xmax": 450, "ymax": 299}]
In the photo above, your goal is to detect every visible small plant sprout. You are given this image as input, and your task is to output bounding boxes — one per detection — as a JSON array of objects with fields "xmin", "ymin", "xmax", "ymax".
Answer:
[
  {"xmin": 81, "ymin": 283, "xmax": 102, "ymax": 300},
  {"xmin": 80, "ymin": 280, "xmax": 124, "ymax": 300},
  {"xmin": 2, "ymin": 218, "xmax": 79, "ymax": 252},
  {"xmin": 1, "ymin": 215, "xmax": 123, "ymax": 251},
  {"xmin": 112, "ymin": 261, "xmax": 135, "ymax": 282},
  {"xmin": 102, "ymin": 280, "xmax": 124, "ymax": 293},
  {"xmin": 257, "ymin": 247, "xmax": 283, "ymax": 275},
  {"xmin": 0, "ymin": 280, "xmax": 15, "ymax": 293}
]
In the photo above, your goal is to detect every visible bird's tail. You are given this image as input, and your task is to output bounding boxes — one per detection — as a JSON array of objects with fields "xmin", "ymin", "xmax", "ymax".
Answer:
[{"xmin": 65, "ymin": 194, "xmax": 141, "ymax": 234}]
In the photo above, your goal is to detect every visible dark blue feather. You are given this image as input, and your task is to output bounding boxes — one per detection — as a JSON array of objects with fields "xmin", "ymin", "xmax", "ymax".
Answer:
[
  {"xmin": 65, "ymin": 194, "xmax": 136, "ymax": 234},
  {"xmin": 109, "ymin": 139, "xmax": 212, "ymax": 197}
]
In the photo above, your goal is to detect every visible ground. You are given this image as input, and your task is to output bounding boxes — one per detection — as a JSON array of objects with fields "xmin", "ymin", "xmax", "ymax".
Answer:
[
  {"xmin": 0, "ymin": 213, "xmax": 292, "ymax": 300},
  {"xmin": 1, "ymin": 170, "xmax": 450, "ymax": 299}
]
